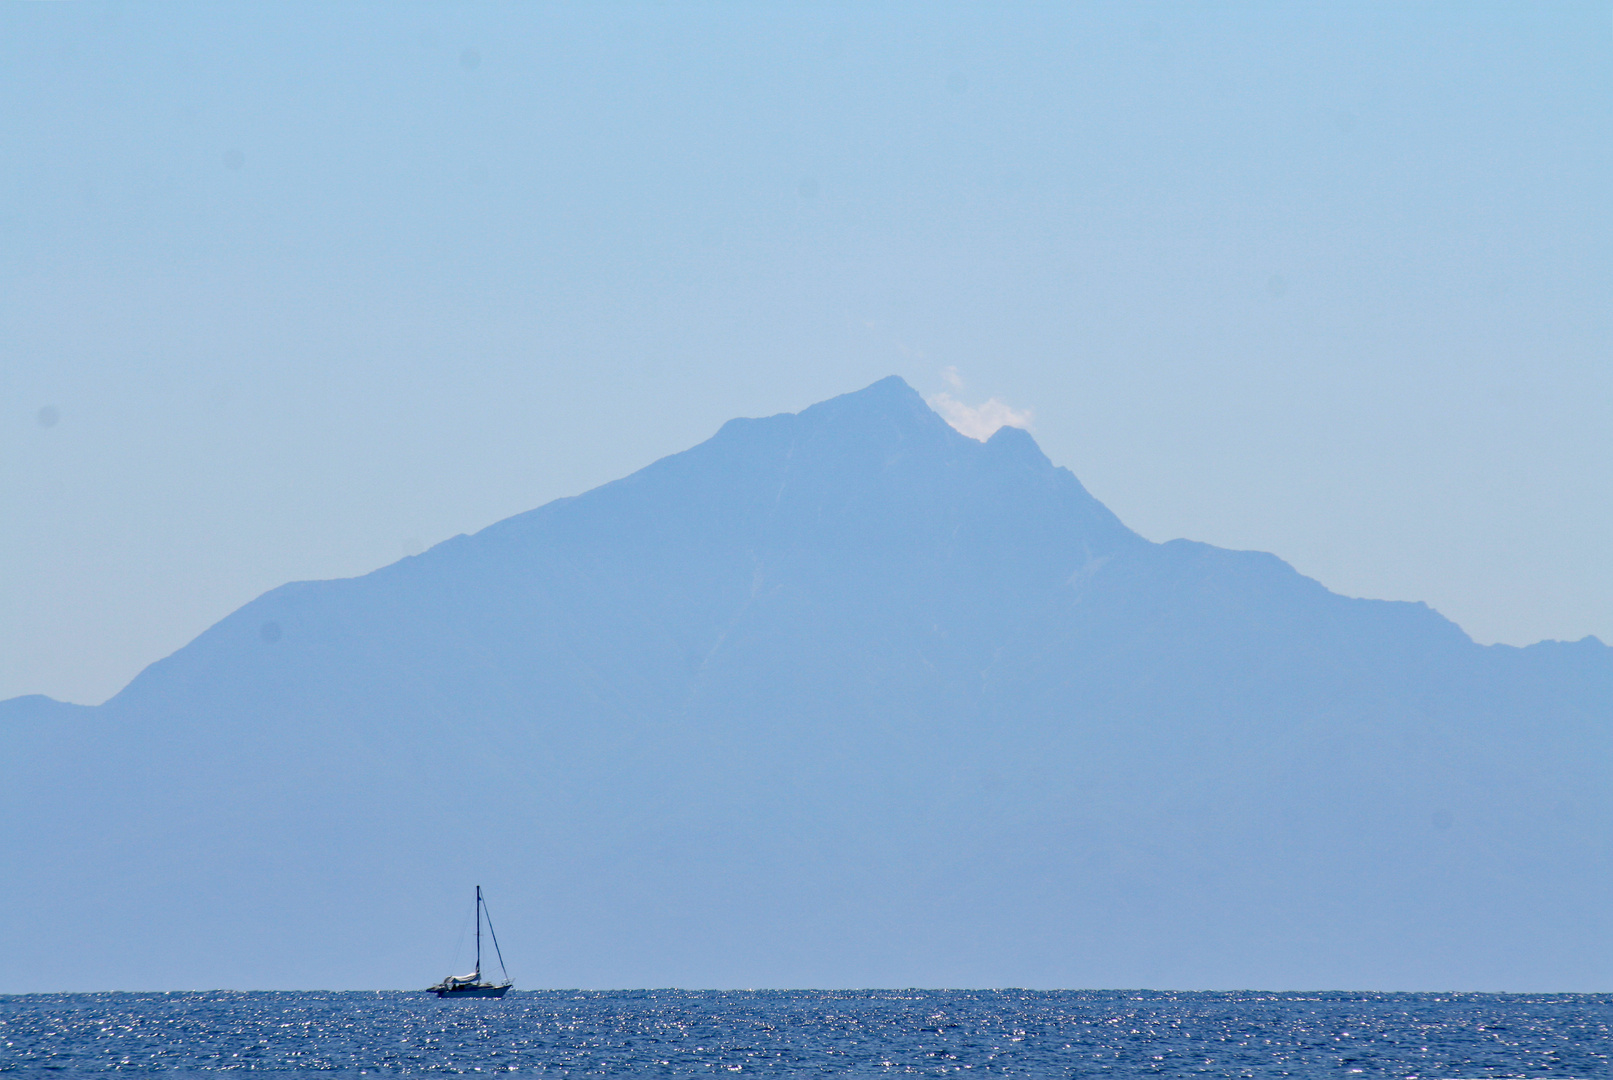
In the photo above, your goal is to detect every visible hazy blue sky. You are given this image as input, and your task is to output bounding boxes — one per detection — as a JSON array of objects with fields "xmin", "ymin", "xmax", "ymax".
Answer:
[{"xmin": 4, "ymin": 2, "xmax": 1608, "ymax": 705}]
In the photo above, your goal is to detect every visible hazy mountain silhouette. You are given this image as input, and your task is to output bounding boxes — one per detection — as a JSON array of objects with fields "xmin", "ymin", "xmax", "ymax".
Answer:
[{"xmin": 3, "ymin": 376, "xmax": 1609, "ymax": 991}]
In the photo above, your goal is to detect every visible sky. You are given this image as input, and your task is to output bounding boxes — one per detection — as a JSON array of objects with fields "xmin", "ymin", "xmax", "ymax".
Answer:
[{"xmin": 3, "ymin": 2, "xmax": 1608, "ymax": 706}]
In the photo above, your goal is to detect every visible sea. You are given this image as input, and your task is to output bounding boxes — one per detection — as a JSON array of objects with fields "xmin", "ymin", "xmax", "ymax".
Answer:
[{"xmin": 1, "ymin": 990, "xmax": 1608, "ymax": 1077}]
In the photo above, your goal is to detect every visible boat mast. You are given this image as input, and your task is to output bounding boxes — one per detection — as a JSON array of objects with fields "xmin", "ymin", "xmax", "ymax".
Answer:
[{"xmin": 475, "ymin": 885, "xmax": 482, "ymax": 981}]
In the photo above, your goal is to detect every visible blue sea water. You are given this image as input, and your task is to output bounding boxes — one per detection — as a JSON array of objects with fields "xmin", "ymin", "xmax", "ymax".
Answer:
[{"xmin": 1, "ymin": 990, "xmax": 1607, "ymax": 1077}]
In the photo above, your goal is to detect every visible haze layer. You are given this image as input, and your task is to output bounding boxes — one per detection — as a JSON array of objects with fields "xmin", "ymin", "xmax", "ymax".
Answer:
[{"xmin": 3, "ymin": 378, "xmax": 1608, "ymax": 991}]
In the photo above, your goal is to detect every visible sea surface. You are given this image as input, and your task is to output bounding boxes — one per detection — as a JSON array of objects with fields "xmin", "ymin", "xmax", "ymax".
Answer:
[{"xmin": 1, "ymin": 990, "xmax": 1608, "ymax": 1077}]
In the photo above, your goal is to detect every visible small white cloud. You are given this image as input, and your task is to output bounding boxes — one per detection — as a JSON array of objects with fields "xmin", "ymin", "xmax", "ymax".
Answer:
[
  {"xmin": 927, "ymin": 392, "xmax": 1032, "ymax": 441},
  {"xmin": 941, "ymin": 365, "xmax": 964, "ymax": 389}
]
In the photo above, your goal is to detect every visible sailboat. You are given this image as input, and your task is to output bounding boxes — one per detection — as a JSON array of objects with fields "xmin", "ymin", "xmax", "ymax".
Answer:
[{"xmin": 427, "ymin": 886, "xmax": 513, "ymax": 997}]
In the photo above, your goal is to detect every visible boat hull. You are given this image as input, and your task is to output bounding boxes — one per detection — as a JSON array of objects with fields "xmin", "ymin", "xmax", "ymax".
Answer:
[{"xmin": 431, "ymin": 983, "xmax": 511, "ymax": 998}]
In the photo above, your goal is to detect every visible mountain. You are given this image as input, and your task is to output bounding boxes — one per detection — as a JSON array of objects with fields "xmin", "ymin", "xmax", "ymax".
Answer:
[{"xmin": 3, "ymin": 376, "xmax": 1609, "ymax": 992}]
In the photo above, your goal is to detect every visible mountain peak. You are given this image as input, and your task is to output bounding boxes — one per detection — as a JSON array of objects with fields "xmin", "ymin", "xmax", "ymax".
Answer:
[
  {"xmin": 984, "ymin": 421, "xmax": 1048, "ymax": 462},
  {"xmin": 840, "ymin": 373, "xmax": 923, "ymax": 402},
  {"xmin": 795, "ymin": 375, "xmax": 953, "ymax": 436}
]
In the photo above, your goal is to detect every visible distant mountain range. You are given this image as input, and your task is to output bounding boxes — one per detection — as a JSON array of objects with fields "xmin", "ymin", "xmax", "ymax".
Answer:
[{"xmin": 4, "ymin": 377, "xmax": 1609, "ymax": 992}]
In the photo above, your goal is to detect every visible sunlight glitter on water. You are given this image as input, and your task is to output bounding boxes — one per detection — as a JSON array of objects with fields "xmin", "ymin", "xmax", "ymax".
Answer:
[{"xmin": 0, "ymin": 990, "xmax": 1608, "ymax": 1077}]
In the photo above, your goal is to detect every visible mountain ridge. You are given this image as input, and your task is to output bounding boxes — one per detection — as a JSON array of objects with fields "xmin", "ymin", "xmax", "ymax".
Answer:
[{"xmin": 14, "ymin": 375, "xmax": 1578, "ymax": 717}]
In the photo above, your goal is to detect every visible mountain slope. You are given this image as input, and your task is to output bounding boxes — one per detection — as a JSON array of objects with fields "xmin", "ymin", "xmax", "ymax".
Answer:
[{"xmin": 3, "ymin": 377, "xmax": 1609, "ymax": 991}]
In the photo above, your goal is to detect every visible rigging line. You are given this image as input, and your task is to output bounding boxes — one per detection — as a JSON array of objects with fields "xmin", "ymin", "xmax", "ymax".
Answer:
[
  {"xmin": 481, "ymin": 895, "xmax": 511, "ymax": 982},
  {"xmin": 445, "ymin": 907, "xmax": 471, "ymax": 978}
]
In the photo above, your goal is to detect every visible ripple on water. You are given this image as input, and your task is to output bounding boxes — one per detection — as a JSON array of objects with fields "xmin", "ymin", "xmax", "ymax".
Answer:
[{"xmin": 0, "ymin": 990, "xmax": 1608, "ymax": 1076}]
